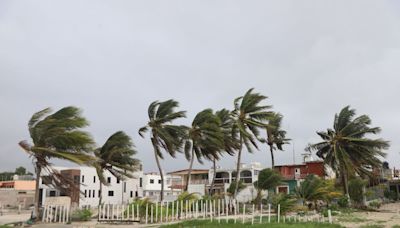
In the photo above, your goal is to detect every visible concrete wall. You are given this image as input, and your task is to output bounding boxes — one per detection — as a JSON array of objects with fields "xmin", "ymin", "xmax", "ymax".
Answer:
[{"xmin": 0, "ymin": 189, "xmax": 35, "ymax": 209}]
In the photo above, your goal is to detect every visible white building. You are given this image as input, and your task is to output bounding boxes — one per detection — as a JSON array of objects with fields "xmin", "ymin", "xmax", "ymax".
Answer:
[
  {"xmin": 142, "ymin": 172, "xmax": 182, "ymax": 202},
  {"xmin": 39, "ymin": 166, "xmax": 144, "ymax": 208}
]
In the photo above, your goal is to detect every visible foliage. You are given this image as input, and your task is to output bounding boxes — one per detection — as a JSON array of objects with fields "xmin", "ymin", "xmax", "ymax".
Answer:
[
  {"xmin": 19, "ymin": 107, "xmax": 95, "ymax": 219},
  {"xmin": 368, "ymin": 200, "xmax": 382, "ymax": 209},
  {"xmin": 265, "ymin": 112, "xmax": 290, "ymax": 167},
  {"xmin": 227, "ymin": 180, "xmax": 246, "ymax": 196},
  {"xmin": 93, "ymin": 131, "xmax": 140, "ymax": 205},
  {"xmin": 184, "ymin": 109, "xmax": 224, "ymax": 190},
  {"xmin": 255, "ymin": 168, "xmax": 282, "ymax": 191},
  {"xmin": 337, "ymin": 196, "xmax": 349, "ymax": 208},
  {"xmin": 384, "ymin": 189, "xmax": 398, "ymax": 201},
  {"xmin": 295, "ymin": 175, "xmax": 328, "ymax": 206},
  {"xmin": 139, "ymin": 100, "xmax": 187, "ymax": 201},
  {"xmin": 306, "ymin": 106, "xmax": 389, "ymax": 198},
  {"xmin": 269, "ymin": 193, "xmax": 296, "ymax": 215},
  {"xmin": 71, "ymin": 208, "xmax": 92, "ymax": 221},
  {"xmin": 348, "ymin": 177, "xmax": 368, "ymax": 204},
  {"xmin": 176, "ymin": 191, "xmax": 199, "ymax": 202},
  {"xmin": 231, "ymin": 88, "xmax": 272, "ymax": 197}
]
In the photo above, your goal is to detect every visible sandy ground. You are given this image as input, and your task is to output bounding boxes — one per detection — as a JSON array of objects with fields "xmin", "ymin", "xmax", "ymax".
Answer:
[{"xmin": 336, "ymin": 202, "xmax": 400, "ymax": 228}]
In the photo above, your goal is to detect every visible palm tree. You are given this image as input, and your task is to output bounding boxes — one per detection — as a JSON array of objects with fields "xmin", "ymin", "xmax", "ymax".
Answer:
[
  {"xmin": 295, "ymin": 175, "xmax": 328, "ymax": 208},
  {"xmin": 18, "ymin": 107, "xmax": 94, "ymax": 220},
  {"xmin": 94, "ymin": 131, "xmax": 141, "ymax": 206},
  {"xmin": 231, "ymin": 88, "xmax": 272, "ymax": 199},
  {"xmin": 306, "ymin": 106, "xmax": 389, "ymax": 201},
  {"xmin": 209, "ymin": 109, "xmax": 238, "ymax": 195},
  {"xmin": 139, "ymin": 100, "xmax": 187, "ymax": 202},
  {"xmin": 183, "ymin": 109, "xmax": 224, "ymax": 191},
  {"xmin": 265, "ymin": 112, "xmax": 290, "ymax": 168}
]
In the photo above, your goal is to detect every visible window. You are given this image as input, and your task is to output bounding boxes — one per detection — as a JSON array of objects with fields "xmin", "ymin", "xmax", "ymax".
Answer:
[
  {"xmin": 50, "ymin": 191, "xmax": 56, "ymax": 197},
  {"xmin": 93, "ymin": 190, "xmax": 96, "ymax": 198},
  {"xmin": 88, "ymin": 189, "xmax": 91, "ymax": 198},
  {"xmin": 254, "ymin": 170, "xmax": 260, "ymax": 175},
  {"xmin": 130, "ymin": 191, "xmax": 133, "ymax": 198},
  {"xmin": 150, "ymin": 179, "xmax": 154, "ymax": 184},
  {"xmin": 135, "ymin": 191, "xmax": 138, "ymax": 197},
  {"xmin": 139, "ymin": 178, "xmax": 143, "ymax": 187},
  {"xmin": 158, "ymin": 179, "xmax": 161, "ymax": 184},
  {"xmin": 84, "ymin": 190, "xmax": 87, "ymax": 198},
  {"xmin": 93, "ymin": 176, "xmax": 96, "ymax": 183},
  {"xmin": 107, "ymin": 177, "xmax": 111, "ymax": 184},
  {"xmin": 82, "ymin": 175, "xmax": 85, "ymax": 183},
  {"xmin": 124, "ymin": 182, "xmax": 126, "ymax": 193},
  {"xmin": 98, "ymin": 190, "xmax": 100, "ymax": 198},
  {"xmin": 117, "ymin": 178, "xmax": 120, "ymax": 184},
  {"xmin": 108, "ymin": 191, "xmax": 114, "ymax": 197},
  {"xmin": 74, "ymin": 176, "xmax": 80, "ymax": 184}
]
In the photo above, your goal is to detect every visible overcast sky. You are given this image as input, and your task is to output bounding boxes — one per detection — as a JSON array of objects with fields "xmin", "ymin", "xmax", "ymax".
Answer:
[{"xmin": 1, "ymin": 0, "xmax": 400, "ymax": 173}]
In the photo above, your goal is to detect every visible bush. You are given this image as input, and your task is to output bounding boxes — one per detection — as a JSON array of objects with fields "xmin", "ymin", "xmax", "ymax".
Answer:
[
  {"xmin": 337, "ymin": 196, "xmax": 349, "ymax": 208},
  {"xmin": 368, "ymin": 200, "xmax": 382, "ymax": 209},
  {"xmin": 71, "ymin": 208, "xmax": 92, "ymax": 221}
]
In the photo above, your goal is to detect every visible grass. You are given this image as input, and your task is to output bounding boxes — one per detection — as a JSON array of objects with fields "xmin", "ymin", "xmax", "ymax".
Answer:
[
  {"xmin": 336, "ymin": 213, "xmax": 369, "ymax": 223},
  {"xmin": 160, "ymin": 220, "xmax": 344, "ymax": 228},
  {"xmin": 359, "ymin": 225, "xmax": 385, "ymax": 228}
]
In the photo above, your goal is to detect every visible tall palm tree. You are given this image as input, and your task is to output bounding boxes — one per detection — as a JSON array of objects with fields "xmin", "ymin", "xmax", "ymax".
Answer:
[
  {"xmin": 139, "ymin": 100, "xmax": 187, "ymax": 201},
  {"xmin": 306, "ymin": 106, "xmax": 389, "ymax": 201},
  {"xmin": 18, "ymin": 107, "xmax": 94, "ymax": 220},
  {"xmin": 183, "ymin": 109, "xmax": 224, "ymax": 191},
  {"xmin": 94, "ymin": 131, "xmax": 140, "ymax": 206},
  {"xmin": 231, "ymin": 88, "xmax": 272, "ymax": 199},
  {"xmin": 209, "ymin": 109, "xmax": 238, "ymax": 195},
  {"xmin": 266, "ymin": 112, "xmax": 290, "ymax": 168}
]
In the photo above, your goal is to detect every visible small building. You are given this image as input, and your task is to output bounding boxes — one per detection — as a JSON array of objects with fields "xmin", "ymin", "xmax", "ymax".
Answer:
[
  {"xmin": 142, "ymin": 172, "xmax": 182, "ymax": 202},
  {"xmin": 0, "ymin": 179, "xmax": 36, "ymax": 209}
]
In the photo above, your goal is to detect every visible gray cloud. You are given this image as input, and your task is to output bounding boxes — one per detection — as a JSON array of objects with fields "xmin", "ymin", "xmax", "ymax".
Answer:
[{"xmin": 1, "ymin": 0, "xmax": 400, "ymax": 172}]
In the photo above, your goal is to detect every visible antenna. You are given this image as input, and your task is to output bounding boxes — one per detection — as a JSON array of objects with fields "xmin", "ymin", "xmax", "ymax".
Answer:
[{"xmin": 292, "ymin": 141, "xmax": 295, "ymax": 164}]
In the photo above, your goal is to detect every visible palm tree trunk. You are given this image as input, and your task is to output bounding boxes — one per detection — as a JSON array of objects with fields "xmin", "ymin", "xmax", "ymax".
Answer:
[
  {"xmin": 185, "ymin": 149, "xmax": 195, "ymax": 192},
  {"xmin": 341, "ymin": 168, "xmax": 351, "ymax": 205},
  {"xmin": 154, "ymin": 149, "xmax": 164, "ymax": 202},
  {"xmin": 34, "ymin": 163, "xmax": 41, "ymax": 221},
  {"xmin": 269, "ymin": 144, "xmax": 275, "ymax": 168},
  {"xmin": 234, "ymin": 136, "xmax": 243, "ymax": 199},
  {"xmin": 98, "ymin": 182, "xmax": 103, "ymax": 207},
  {"xmin": 209, "ymin": 158, "xmax": 217, "ymax": 196}
]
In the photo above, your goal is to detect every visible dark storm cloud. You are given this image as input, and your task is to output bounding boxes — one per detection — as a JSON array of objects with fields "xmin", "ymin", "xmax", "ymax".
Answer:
[{"xmin": 1, "ymin": 0, "xmax": 400, "ymax": 172}]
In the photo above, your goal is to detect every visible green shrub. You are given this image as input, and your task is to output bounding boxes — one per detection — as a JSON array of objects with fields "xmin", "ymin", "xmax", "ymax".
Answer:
[
  {"xmin": 368, "ymin": 200, "xmax": 381, "ymax": 209},
  {"xmin": 337, "ymin": 196, "xmax": 349, "ymax": 208},
  {"xmin": 71, "ymin": 208, "xmax": 92, "ymax": 221}
]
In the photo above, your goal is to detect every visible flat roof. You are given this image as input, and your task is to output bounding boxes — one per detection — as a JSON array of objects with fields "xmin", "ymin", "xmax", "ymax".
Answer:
[{"xmin": 168, "ymin": 169, "xmax": 209, "ymax": 175}]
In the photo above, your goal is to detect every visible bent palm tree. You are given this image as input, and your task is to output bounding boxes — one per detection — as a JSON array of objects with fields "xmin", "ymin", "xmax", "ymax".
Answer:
[
  {"xmin": 139, "ymin": 100, "xmax": 187, "ymax": 201},
  {"xmin": 209, "ymin": 109, "xmax": 238, "ymax": 195},
  {"xmin": 94, "ymin": 131, "xmax": 140, "ymax": 206},
  {"xmin": 19, "ymin": 107, "xmax": 94, "ymax": 220},
  {"xmin": 184, "ymin": 109, "xmax": 224, "ymax": 191},
  {"xmin": 306, "ymin": 106, "xmax": 389, "ymax": 201},
  {"xmin": 232, "ymin": 88, "xmax": 272, "ymax": 199},
  {"xmin": 295, "ymin": 175, "xmax": 328, "ymax": 207},
  {"xmin": 266, "ymin": 112, "xmax": 290, "ymax": 168}
]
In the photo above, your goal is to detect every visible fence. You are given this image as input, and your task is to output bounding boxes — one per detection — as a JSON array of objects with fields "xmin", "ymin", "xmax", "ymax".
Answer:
[
  {"xmin": 41, "ymin": 205, "xmax": 71, "ymax": 223},
  {"xmin": 98, "ymin": 199, "xmax": 334, "ymax": 225}
]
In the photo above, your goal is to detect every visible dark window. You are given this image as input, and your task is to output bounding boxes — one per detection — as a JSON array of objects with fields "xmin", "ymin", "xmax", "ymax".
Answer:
[
  {"xmin": 158, "ymin": 179, "xmax": 161, "ymax": 184},
  {"xmin": 150, "ymin": 179, "xmax": 154, "ymax": 184},
  {"xmin": 82, "ymin": 175, "xmax": 85, "ymax": 183},
  {"xmin": 124, "ymin": 182, "xmax": 126, "ymax": 193},
  {"xmin": 84, "ymin": 190, "xmax": 87, "ymax": 198},
  {"xmin": 88, "ymin": 189, "xmax": 91, "ymax": 198},
  {"xmin": 98, "ymin": 190, "xmax": 100, "ymax": 198},
  {"xmin": 93, "ymin": 176, "xmax": 96, "ymax": 183},
  {"xmin": 93, "ymin": 190, "xmax": 95, "ymax": 198},
  {"xmin": 135, "ymin": 191, "xmax": 138, "ymax": 197},
  {"xmin": 108, "ymin": 191, "xmax": 114, "ymax": 197},
  {"xmin": 117, "ymin": 178, "xmax": 120, "ymax": 184},
  {"xmin": 74, "ymin": 176, "xmax": 80, "ymax": 184},
  {"xmin": 49, "ymin": 191, "xmax": 56, "ymax": 197},
  {"xmin": 130, "ymin": 191, "xmax": 133, "ymax": 198},
  {"xmin": 107, "ymin": 177, "xmax": 111, "ymax": 184},
  {"xmin": 139, "ymin": 178, "xmax": 143, "ymax": 187}
]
